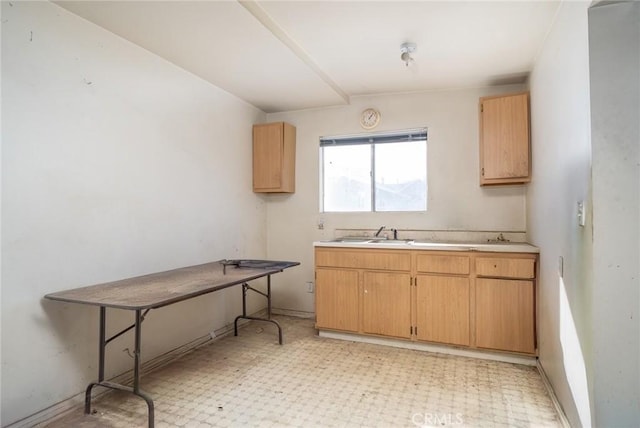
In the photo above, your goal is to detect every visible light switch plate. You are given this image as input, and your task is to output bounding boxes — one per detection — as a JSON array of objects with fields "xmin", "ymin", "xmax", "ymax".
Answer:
[{"xmin": 577, "ymin": 201, "xmax": 586, "ymax": 227}]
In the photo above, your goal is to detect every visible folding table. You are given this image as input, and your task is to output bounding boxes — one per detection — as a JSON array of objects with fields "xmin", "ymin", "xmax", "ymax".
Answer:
[{"xmin": 45, "ymin": 259, "xmax": 299, "ymax": 427}]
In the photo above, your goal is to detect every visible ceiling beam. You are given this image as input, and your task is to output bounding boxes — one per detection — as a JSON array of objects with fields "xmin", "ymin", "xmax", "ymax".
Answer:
[{"xmin": 238, "ymin": 0, "xmax": 350, "ymax": 106}]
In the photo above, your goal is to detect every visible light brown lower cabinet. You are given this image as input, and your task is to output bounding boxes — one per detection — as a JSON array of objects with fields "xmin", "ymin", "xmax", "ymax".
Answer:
[
  {"xmin": 314, "ymin": 247, "xmax": 537, "ymax": 355},
  {"xmin": 475, "ymin": 278, "xmax": 535, "ymax": 354},
  {"xmin": 315, "ymin": 268, "xmax": 359, "ymax": 332},
  {"xmin": 416, "ymin": 275, "xmax": 470, "ymax": 346},
  {"xmin": 362, "ymin": 271, "xmax": 411, "ymax": 339}
]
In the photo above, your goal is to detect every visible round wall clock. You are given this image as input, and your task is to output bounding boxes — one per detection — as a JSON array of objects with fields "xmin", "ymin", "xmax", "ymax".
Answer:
[{"xmin": 360, "ymin": 108, "xmax": 381, "ymax": 129}]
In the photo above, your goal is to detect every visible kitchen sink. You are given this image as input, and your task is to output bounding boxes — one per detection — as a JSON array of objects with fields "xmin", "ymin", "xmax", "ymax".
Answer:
[
  {"xmin": 329, "ymin": 237, "xmax": 415, "ymax": 244},
  {"xmin": 330, "ymin": 237, "xmax": 377, "ymax": 243},
  {"xmin": 369, "ymin": 239, "xmax": 415, "ymax": 245},
  {"xmin": 411, "ymin": 241, "xmax": 458, "ymax": 246}
]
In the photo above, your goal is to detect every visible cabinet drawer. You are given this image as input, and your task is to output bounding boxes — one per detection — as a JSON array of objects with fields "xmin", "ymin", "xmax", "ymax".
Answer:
[
  {"xmin": 416, "ymin": 254, "xmax": 470, "ymax": 275},
  {"xmin": 476, "ymin": 257, "xmax": 535, "ymax": 279},
  {"xmin": 315, "ymin": 249, "xmax": 410, "ymax": 271}
]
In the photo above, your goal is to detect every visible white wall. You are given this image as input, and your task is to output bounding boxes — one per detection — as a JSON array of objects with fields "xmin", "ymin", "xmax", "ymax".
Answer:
[
  {"xmin": 527, "ymin": 2, "xmax": 593, "ymax": 427},
  {"xmin": 529, "ymin": 1, "xmax": 640, "ymax": 426},
  {"xmin": 266, "ymin": 85, "xmax": 527, "ymax": 314},
  {"xmin": 589, "ymin": 2, "xmax": 640, "ymax": 425},
  {"xmin": 1, "ymin": 2, "xmax": 267, "ymax": 425}
]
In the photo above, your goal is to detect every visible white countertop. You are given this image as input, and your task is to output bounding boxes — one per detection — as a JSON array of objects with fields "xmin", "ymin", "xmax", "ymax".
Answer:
[{"xmin": 314, "ymin": 239, "xmax": 539, "ymax": 253}]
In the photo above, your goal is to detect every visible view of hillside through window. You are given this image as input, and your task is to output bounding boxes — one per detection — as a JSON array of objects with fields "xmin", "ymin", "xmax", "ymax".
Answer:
[{"xmin": 322, "ymin": 139, "xmax": 427, "ymax": 212}]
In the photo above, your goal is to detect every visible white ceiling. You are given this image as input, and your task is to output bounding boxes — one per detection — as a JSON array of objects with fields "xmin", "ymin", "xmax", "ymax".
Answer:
[{"xmin": 55, "ymin": 1, "xmax": 560, "ymax": 113}]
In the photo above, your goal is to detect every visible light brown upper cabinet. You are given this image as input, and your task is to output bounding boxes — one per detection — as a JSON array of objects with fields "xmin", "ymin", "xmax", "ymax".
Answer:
[
  {"xmin": 479, "ymin": 92, "xmax": 530, "ymax": 185},
  {"xmin": 252, "ymin": 122, "xmax": 296, "ymax": 193}
]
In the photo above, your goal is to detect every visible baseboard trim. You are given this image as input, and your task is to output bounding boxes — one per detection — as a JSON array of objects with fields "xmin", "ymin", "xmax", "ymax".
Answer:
[
  {"xmin": 318, "ymin": 330, "xmax": 538, "ymax": 366},
  {"xmin": 536, "ymin": 361, "xmax": 572, "ymax": 428},
  {"xmin": 17, "ymin": 317, "xmax": 256, "ymax": 428},
  {"xmin": 271, "ymin": 307, "xmax": 315, "ymax": 319}
]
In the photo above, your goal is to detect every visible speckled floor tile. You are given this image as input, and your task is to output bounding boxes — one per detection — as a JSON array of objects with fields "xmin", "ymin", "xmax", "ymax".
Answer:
[{"xmin": 42, "ymin": 316, "xmax": 562, "ymax": 427}]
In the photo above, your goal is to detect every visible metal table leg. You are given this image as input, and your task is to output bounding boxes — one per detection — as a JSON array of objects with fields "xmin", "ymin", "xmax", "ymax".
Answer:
[
  {"xmin": 234, "ymin": 275, "xmax": 283, "ymax": 344},
  {"xmin": 84, "ymin": 307, "xmax": 155, "ymax": 427}
]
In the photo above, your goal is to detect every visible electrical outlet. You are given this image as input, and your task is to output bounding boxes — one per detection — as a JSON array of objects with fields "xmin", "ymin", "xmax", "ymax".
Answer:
[
  {"xmin": 306, "ymin": 281, "xmax": 314, "ymax": 293},
  {"xmin": 577, "ymin": 201, "xmax": 586, "ymax": 227}
]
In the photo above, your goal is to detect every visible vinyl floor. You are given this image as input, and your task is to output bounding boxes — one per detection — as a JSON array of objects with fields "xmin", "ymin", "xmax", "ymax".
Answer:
[{"xmin": 43, "ymin": 316, "xmax": 563, "ymax": 427}]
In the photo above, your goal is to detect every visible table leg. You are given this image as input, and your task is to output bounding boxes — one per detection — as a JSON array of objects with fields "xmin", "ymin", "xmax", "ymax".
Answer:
[
  {"xmin": 234, "ymin": 275, "xmax": 283, "ymax": 344},
  {"xmin": 85, "ymin": 306, "xmax": 106, "ymax": 414},
  {"xmin": 133, "ymin": 309, "xmax": 155, "ymax": 427},
  {"xmin": 84, "ymin": 307, "xmax": 155, "ymax": 427}
]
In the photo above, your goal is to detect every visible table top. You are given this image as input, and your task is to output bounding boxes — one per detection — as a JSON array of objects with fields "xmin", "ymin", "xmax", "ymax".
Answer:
[{"xmin": 44, "ymin": 260, "xmax": 299, "ymax": 310}]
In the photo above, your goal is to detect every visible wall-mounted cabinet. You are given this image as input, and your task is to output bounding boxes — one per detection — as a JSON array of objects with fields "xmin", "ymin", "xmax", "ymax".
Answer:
[
  {"xmin": 479, "ymin": 92, "xmax": 530, "ymax": 185},
  {"xmin": 252, "ymin": 122, "xmax": 296, "ymax": 193}
]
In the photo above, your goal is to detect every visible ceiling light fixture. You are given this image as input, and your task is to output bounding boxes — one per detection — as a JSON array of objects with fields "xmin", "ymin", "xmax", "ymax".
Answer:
[{"xmin": 400, "ymin": 42, "xmax": 417, "ymax": 67}]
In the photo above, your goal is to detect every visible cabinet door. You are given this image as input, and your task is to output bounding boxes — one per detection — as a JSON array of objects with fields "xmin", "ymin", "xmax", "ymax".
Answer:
[
  {"xmin": 362, "ymin": 271, "xmax": 411, "ymax": 339},
  {"xmin": 253, "ymin": 123, "xmax": 283, "ymax": 190},
  {"xmin": 416, "ymin": 275, "xmax": 469, "ymax": 346},
  {"xmin": 480, "ymin": 92, "xmax": 530, "ymax": 185},
  {"xmin": 315, "ymin": 268, "xmax": 359, "ymax": 332},
  {"xmin": 253, "ymin": 122, "xmax": 295, "ymax": 193},
  {"xmin": 476, "ymin": 278, "xmax": 535, "ymax": 354}
]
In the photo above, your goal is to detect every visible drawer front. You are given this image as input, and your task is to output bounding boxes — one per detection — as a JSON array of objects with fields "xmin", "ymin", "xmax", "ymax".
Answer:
[
  {"xmin": 315, "ymin": 249, "xmax": 411, "ymax": 271},
  {"xmin": 476, "ymin": 257, "xmax": 535, "ymax": 279},
  {"xmin": 416, "ymin": 254, "xmax": 470, "ymax": 275}
]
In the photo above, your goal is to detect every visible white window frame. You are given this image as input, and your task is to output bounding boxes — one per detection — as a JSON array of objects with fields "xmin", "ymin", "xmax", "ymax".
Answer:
[{"xmin": 320, "ymin": 128, "xmax": 428, "ymax": 213}]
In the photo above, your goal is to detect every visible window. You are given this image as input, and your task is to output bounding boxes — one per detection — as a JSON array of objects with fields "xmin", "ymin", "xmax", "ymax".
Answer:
[{"xmin": 320, "ymin": 128, "xmax": 427, "ymax": 212}]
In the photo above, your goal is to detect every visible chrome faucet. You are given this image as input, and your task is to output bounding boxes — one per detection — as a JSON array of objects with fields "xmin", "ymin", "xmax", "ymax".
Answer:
[{"xmin": 374, "ymin": 226, "xmax": 385, "ymax": 237}]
